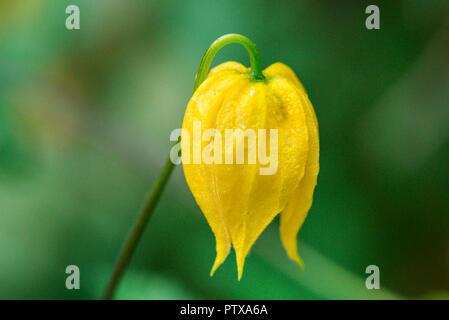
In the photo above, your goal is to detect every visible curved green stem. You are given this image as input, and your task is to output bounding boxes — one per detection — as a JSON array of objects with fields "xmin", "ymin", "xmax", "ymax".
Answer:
[
  {"xmin": 103, "ymin": 33, "xmax": 264, "ymax": 300},
  {"xmin": 194, "ymin": 33, "xmax": 265, "ymax": 89}
]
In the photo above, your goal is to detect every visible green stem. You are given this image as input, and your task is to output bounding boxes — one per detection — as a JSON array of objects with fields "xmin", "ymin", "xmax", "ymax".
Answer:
[
  {"xmin": 194, "ymin": 33, "xmax": 265, "ymax": 89},
  {"xmin": 102, "ymin": 33, "xmax": 264, "ymax": 300},
  {"xmin": 103, "ymin": 158, "xmax": 175, "ymax": 300}
]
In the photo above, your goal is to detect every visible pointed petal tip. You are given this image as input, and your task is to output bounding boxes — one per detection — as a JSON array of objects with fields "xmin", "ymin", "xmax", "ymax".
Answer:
[
  {"xmin": 287, "ymin": 250, "xmax": 304, "ymax": 271},
  {"xmin": 209, "ymin": 241, "xmax": 231, "ymax": 277},
  {"xmin": 281, "ymin": 237, "xmax": 305, "ymax": 270},
  {"xmin": 235, "ymin": 248, "xmax": 246, "ymax": 281},
  {"xmin": 210, "ymin": 258, "xmax": 222, "ymax": 277},
  {"xmin": 292, "ymin": 253, "xmax": 305, "ymax": 270},
  {"xmin": 237, "ymin": 266, "xmax": 243, "ymax": 281},
  {"xmin": 237, "ymin": 261, "xmax": 244, "ymax": 281}
]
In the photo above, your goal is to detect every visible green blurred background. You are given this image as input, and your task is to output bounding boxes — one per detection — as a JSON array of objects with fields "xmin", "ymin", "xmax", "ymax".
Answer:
[{"xmin": 0, "ymin": 0, "xmax": 448, "ymax": 299}]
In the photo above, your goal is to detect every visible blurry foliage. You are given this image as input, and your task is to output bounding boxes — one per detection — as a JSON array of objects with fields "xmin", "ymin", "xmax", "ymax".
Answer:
[{"xmin": 0, "ymin": 0, "xmax": 448, "ymax": 299}]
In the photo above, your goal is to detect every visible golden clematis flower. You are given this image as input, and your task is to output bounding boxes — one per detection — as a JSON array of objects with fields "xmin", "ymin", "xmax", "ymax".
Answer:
[{"xmin": 182, "ymin": 60, "xmax": 319, "ymax": 280}]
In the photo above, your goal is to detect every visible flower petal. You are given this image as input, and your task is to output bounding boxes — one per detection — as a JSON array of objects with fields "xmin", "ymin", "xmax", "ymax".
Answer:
[
  {"xmin": 279, "ymin": 79, "xmax": 319, "ymax": 268},
  {"xmin": 182, "ymin": 67, "xmax": 248, "ymax": 275},
  {"xmin": 213, "ymin": 80, "xmax": 309, "ymax": 279}
]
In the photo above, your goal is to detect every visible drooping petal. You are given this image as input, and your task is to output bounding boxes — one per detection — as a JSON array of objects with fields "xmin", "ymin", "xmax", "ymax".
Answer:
[
  {"xmin": 212, "ymin": 80, "xmax": 309, "ymax": 279},
  {"xmin": 211, "ymin": 82, "xmax": 266, "ymax": 279},
  {"xmin": 279, "ymin": 79, "xmax": 319, "ymax": 268},
  {"xmin": 182, "ymin": 65, "xmax": 248, "ymax": 275}
]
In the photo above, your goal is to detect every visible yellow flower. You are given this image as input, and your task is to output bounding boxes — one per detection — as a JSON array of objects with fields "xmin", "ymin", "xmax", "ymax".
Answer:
[{"xmin": 182, "ymin": 61, "xmax": 319, "ymax": 279}]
